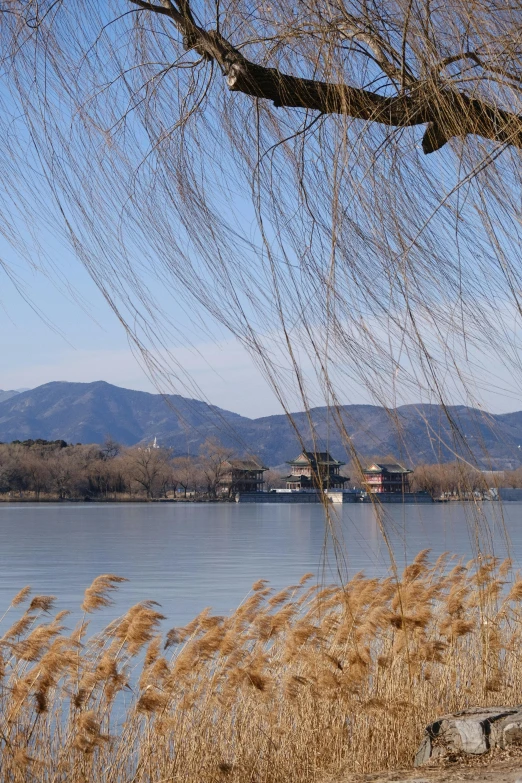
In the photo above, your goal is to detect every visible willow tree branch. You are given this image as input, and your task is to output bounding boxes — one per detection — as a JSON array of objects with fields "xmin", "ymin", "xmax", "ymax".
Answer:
[
  {"xmin": 130, "ymin": 0, "xmax": 522, "ymax": 153},
  {"xmin": 436, "ymin": 50, "xmax": 522, "ymax": 86},
  {"xmin": 337, "ymin": 14, "xmax": 415, "ymax": 87}
]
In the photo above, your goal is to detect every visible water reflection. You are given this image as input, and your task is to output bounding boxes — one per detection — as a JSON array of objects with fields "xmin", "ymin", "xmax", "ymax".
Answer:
[{"xmin": 0, "ymin": 501, "xmax": 519, "ymax": 630}]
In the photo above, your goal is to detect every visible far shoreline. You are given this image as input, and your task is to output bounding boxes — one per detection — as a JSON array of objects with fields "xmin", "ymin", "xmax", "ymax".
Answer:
[{"xmin": 0, "ymin": 496, "xmax": 233, "ymax": 504}]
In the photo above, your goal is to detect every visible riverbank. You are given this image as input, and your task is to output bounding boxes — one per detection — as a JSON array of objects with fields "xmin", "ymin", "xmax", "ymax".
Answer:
[
  {"xmin": 0, "ymin": 492, "xmax": 513, "ymax": 503},
  {"xmin": 0, "ymin": 494, "xmax": 235, "ymax": 503}
]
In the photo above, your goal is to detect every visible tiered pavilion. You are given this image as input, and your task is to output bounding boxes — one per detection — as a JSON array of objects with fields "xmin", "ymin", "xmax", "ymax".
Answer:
[{"xmin": 284, "ymin": 451, "xmax": 349, "ymax": 491}]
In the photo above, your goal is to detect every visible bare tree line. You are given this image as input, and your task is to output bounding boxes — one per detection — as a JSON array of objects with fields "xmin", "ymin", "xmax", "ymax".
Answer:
[
  {"xmin": 2, "ymin": 436, "xmax": 519, "ymax": 501},
  {"xmin": 0, "ymin": 437, "xmax": 280, "ymax": 501},
  {"xmin": 410, "ymin": 463, "xmax": 522, "ymax": 497}
]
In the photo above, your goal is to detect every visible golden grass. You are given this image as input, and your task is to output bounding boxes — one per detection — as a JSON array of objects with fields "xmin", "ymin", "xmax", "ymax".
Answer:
[{"xmin": 1, "ymin": 550, "xmax": 522, "ymax": 782}]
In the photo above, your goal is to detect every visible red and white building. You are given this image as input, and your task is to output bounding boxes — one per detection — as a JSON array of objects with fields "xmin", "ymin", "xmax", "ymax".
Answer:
[{"xmin": 362, "ymin": 462, "xmax": 412, "ymax": 494}]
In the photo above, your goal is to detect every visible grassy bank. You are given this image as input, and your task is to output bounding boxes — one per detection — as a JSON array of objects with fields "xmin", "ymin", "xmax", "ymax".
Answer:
[{"xmin": 1, "ymin": 553, "xmax": 520, "ymax": 782}]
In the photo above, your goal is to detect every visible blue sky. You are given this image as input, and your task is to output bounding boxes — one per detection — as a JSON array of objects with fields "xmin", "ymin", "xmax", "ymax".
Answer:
[
  {"xmin": 3, "ymin": 245, "xmax": 522, "ymax": 418},
  {"xmin": 0, "ymin": 241, "xmax": 296, "ymax": 417},
  {"xmin": 1, "ymin": 4, "xmax": 522, "ymax": 420},
  {"xmin": 2, "ymin": 160, "xmax": 522, "ymax": 419}
]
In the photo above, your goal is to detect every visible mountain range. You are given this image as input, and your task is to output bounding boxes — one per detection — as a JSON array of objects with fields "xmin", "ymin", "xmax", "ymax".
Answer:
[
  {"xmin": 0, "ymin": 389, "xmax": 23, "ymax": 403},
  {"xmin": 0, "ymin": 381, "xmax": 521, "ymax": 469}
]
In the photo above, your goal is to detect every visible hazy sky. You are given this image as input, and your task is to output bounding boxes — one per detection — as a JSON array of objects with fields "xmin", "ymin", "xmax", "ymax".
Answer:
[
  {"xmin": 2, "ymin": 242, "xmax": 522, "ymax": 419},
  {"xmin": 0, "ymin": 247, "xmax": 298, "ymax": 418},
  {"xmin": 0, "ymin": 160, "xmax": 521, "ymax": 419}
]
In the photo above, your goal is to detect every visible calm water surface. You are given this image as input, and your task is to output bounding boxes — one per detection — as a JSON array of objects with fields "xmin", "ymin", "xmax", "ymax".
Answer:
[{"xmin": 0, "ymin": 501, "xmax": 520, "ymax": 628}]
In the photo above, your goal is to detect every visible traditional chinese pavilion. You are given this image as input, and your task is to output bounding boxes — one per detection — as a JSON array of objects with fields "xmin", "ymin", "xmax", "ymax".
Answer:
[
  {"xmin": 219, "ymin": 459, "xmax": 268, "ymax": 495},
  {"xmin": 284, "ymin": 451, "xmax": 349, "ymax": 490},
  {"xmin": 362, "ymin": 462, "xmax": 412, "ymax": 493}
]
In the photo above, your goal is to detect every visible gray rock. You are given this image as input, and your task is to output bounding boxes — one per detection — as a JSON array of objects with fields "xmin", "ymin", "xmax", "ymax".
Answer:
[
  {"xmin": 414, "ymin": 707, "xmax": 522, "ymax": 766},
  {"xmin": 414, "ymin": 735, "xmax": 432, "ymax": 767}
]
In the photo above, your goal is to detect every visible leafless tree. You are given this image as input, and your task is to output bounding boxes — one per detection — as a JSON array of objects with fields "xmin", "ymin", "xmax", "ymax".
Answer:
[
  {"xmin": 411, "ymin": 463, "xmax": 446, "ymax": 498},
  {"xmin": 23, "ymin": 453, "xmax": 50, "ymax": 500},
  {"xmin": 412, "ymin": 461, "xmax": 489, "ymax": 498},
  {"xmin": 263, "ymin": 468, "xmax": 286, "ymax": 491},
  {"xmin": 124, "ymin": 446, "xmax": 174, "ymax": 498},
  {"xmin": 101, "ymin": 437, "xmax": 122, "ymax": 461},
  {"xmin": 0, "ymin": 444, "xmax": 29, "ymax": 496},
  {"xmin": 503, "ymin": 468, "xmax": 522, "ymax": 489},
  {"xmin": 87, "ymin": 453, "xmax": 129, "ymax": 498},
  {"xmin": 172, "ymin": 455, "xmax": 198, "ymax": 497},
  {"xmin": 46, "ymin": 450, "xmax": 79, "ymax": 500},
  {"xmin": 199, "ymin": 438, "xmax": 234, "ymax": 497}
]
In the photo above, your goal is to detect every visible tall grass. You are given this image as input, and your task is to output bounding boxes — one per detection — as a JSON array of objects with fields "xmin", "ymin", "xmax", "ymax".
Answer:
[{"xmin": 1, "ymin": 552, "xmax": 522, "ymax": 782}]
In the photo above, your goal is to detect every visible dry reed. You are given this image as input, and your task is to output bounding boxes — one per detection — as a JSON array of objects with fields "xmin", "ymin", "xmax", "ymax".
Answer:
[{"xmin": 0, "ymin": 555, "xmax": 521, "ymax": 782}]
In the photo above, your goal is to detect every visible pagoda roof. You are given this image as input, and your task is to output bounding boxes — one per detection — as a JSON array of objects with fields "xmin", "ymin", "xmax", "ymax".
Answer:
[
  {"xmin": 363, "ymin": 462, "xmax": 412, "ymax": 475},
  {"xmin": 287, "ymin": 451, "xmax": 345, "ymax": 467},
  {"xmin": 225, "ymin": 459, "xmax": 269, "ymax": 471}
]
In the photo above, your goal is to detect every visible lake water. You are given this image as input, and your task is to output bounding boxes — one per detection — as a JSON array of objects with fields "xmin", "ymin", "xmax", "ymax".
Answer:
[{"xmin": 0, "ymin": 501, "xmax": 520, "ymax": 630}]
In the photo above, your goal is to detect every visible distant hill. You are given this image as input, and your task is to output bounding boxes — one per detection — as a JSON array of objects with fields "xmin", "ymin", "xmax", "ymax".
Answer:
[
  {"xmin": 0, "ymin": 390, "xmax": 21, "ymax": 403},
  {"xmin": 0, "ymin": 381, "xmax": 245, "ymax": 450},
  {"xmin": 0, "ymin": 381, "xmax": 521, "ymax": 469},
  {"xmin": 235, "ymin": 404, "xmax": 522, "ymax": 469}
]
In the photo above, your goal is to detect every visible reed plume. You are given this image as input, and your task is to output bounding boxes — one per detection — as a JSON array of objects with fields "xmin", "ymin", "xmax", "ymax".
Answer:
[
  {"xmin": 11, "ymin": 586, "xmax": 31, "ymax": 607},
  {"xmin": 82, "ymin": 575, "xmax": 128, "ymax": 613},
  {"xmin": 0, "ymin": 556, "xmax": 521, "ymax": 781}
]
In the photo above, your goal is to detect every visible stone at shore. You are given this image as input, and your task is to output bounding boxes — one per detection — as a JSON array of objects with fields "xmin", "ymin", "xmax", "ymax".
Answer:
[{"xmin": 415, "ymin": 707, "xmax": 522, "ymax": 766}]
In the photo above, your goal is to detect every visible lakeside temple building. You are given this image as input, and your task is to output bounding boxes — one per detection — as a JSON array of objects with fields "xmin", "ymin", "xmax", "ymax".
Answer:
[
  {"xmin": 284, "ymin": 451, "xmax": 349, "ymax": 491},
  {"xmin": 219, "ymin": 459, "xmax": 268, "ymax": 495},
  {"xmin": 361, "ymin": 462, "xmax": 412, "ymax": 494}
]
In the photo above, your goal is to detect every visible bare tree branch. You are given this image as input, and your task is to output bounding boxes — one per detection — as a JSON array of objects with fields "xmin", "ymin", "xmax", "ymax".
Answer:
[
  {"xmin": 436, "ymin": 50, "xmax": 522, "ymax": 86},
  {"xmin": 130, "ymin": 0, "xmax": 522, "ymax": 153},
  {"xmin": 338, "ymin": 14, "xmax": 414, "ymax": 88}
]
